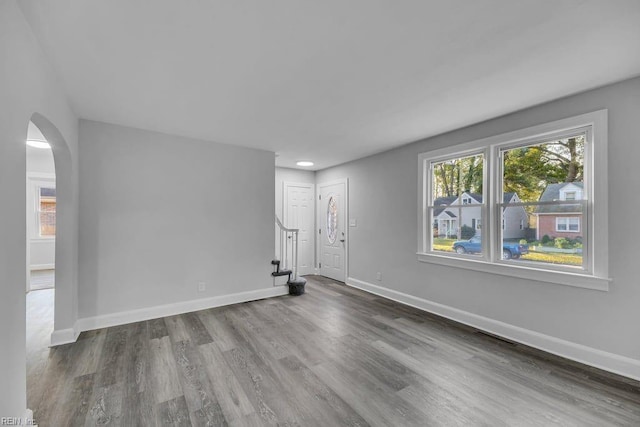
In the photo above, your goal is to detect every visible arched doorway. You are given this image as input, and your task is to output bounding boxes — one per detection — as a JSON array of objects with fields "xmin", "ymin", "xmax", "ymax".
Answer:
[
  {"xmin": 26, "ymin": 121, "xmax": 56, "ymax": 290},
  {"xmin": 25, "ymin": 113, "xmax": 75, "ymax": 414},
  {"xmin": 25, "ymin": 119, "xmax": 56, "ymax": 409}
]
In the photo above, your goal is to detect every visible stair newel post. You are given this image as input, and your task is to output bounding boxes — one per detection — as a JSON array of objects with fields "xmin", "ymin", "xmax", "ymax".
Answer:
[
  {"xmin": 279, "ymin": 227, "xmax": 284, "ymax": 268},
  {"xmin": 293, "ymin": 230, "xmax": 299, "ymax": 280},
  {"xmin": 285, "ymin": 230, "xmax": 289, "ymax": 272}
]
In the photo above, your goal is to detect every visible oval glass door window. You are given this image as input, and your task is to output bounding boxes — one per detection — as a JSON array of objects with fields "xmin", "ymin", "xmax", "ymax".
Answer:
[{"xmin": 327, "ymin": 196, "xmax": 338, "ymax": 244}]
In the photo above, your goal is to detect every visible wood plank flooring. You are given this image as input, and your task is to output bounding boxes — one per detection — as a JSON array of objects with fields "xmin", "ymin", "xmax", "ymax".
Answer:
[
  {"xmin": 26, "ymin": 288, "xmax": 55, "ymax": 408},
  {"xmin": 30, "ymin": 269, "xmax": 55, "ymax": 291},
  {"xmin": 29, "ymin": 276, "xmax": 640, "ymax": 426}
]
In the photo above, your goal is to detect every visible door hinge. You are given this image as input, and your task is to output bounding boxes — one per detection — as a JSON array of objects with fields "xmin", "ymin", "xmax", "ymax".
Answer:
[
  {"xmin": 319, "ymin": 263, "xmax": 321, "ymax": 268},
  {"xmin": 319, "ymin": 195, "xmax": 321, "ymax": 200},
  {"xmin": 319, "ymin": 228, "xmax": 321, "ymax": 234}
]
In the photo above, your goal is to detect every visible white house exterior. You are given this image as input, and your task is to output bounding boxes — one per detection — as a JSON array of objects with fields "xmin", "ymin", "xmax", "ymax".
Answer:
[
  {"xmin": 501, "ymin": 192, "xmax": 529, "ymax": 240},
  {"xmin": 433, "ymin": 196, "xmax": 458, "ymax": 237},
  {"xmin": 434, "ymin": 192, "xmax": 528, "ymax": 239}
]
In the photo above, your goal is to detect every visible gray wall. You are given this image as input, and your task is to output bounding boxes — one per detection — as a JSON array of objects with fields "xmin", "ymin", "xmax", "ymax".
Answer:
[
  {"xmin": 78, "ymin": 120, "xmax": 275, "ymax": 318},
  {"xmin": 317, "ymin": 77, "xmax": 640, "ymax": 361},
  {"xmin": 0, "ymin": 0, "xmax": 79, "ymax": 417}
]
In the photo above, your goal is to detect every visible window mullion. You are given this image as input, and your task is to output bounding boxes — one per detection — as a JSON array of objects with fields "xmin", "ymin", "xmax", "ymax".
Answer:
[
  {"xmin": 423, "ymin": 159, "xmax": 431, "ymax": 253},
  {"xmin": 487, "ymin": 146, "xmax": 498, "ymax": 262}
]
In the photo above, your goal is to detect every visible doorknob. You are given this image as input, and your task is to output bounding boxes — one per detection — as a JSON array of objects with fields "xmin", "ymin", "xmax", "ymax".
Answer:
[{"xmin": 339, "ymin": 239, "xmax": 345, "ymax": 243}]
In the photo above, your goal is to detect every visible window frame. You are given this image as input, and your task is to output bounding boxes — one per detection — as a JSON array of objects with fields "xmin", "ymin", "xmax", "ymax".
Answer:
[
  {"xmin": 37, "ymin": 186, "xmax": 57, "ymax": 237},
  {"xmin": 28, "ymin": 175, "xmax": 56, "ymax": 241},
  {"xmin": 418, "ymin": 110, "xmax": 609, "ymax": 291},
  {"xmin": 556, "ymin": 217, "xmax": 580, "ymax": 233}
]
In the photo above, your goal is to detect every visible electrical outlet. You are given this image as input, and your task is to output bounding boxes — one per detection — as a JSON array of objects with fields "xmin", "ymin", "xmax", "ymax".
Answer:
[
  {"xmin": 198, "ymin": 281, "xmax": 206, "ymax": 292},
  {"xmin": 376, "ymin": 272, "xmax": 382, "ymax": 281}
]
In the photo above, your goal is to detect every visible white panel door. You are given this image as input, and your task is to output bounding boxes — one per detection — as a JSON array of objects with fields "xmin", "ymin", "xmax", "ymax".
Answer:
[
  {"xmin": 284, "ymin": 182, "xmax": 314, "ymax": 276},
  {"xmin": 318, "ymin": 180, "xmax": 347, "ymax": 282}
]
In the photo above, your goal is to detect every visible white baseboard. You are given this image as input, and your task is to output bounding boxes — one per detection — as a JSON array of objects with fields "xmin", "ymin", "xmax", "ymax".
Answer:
[
  {"xmin": 73, "ymin": 286, "xmax": 289, "ymax": 338},
  {"xmin": 50, "ymin": 326, "xmax": 80, "ymax": 346},
  {"xmin": 25, "ymin": 408, "xmax": 37, "ymax": 426},
  {"xmin": 347, "ymin": 277, "xmax": 640, "ymax": 381},
  {"xmin": 30, "ymin": 263, "xmax": 54, "ymax": 271}
]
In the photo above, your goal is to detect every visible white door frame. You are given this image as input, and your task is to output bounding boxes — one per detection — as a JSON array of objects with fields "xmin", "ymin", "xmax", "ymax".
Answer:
[
  {"xmin": 283, "ymin": 181, "xmax": 315, "ymax": 276},
  {"xmin": 316, "ymin": 178, "xmax": 349, "ymax": 282}
]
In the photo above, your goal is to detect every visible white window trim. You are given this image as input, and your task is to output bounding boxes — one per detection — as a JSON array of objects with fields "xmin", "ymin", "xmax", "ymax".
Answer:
[
  {"xmin": 556, "ymin": 217, "xmax": 580, "ymax": 233},
  {"xmin": 27, "ymin": 174, "xmax": 56, "ymax": 241},
  {"xmin": 417, "ymin": 110, "xmax": 610, "ymax": 291},
  {"xmin": 559, "ymin": 184, "xmax": 582, "ymax": 201}
]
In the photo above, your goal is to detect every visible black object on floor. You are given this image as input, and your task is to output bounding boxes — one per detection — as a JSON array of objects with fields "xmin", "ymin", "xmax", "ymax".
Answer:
[{"xmin": 288, "ymin": 277, "xmax": 306, "ymax": 295}]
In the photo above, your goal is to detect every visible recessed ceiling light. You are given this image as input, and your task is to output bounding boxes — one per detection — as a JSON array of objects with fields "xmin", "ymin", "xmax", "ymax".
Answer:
[
  {"xmin": 296, "ymin": 161, "xmax": 314, "ymax": 167},
  {"xmin": 26, "ymin": 139, "xmax": 50, "ymax": 149}
]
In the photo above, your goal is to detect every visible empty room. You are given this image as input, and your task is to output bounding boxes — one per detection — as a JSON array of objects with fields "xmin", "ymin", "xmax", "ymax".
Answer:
[{"xmin": 2, "ymin": 0, "xmax": 640, "ymax": 425}]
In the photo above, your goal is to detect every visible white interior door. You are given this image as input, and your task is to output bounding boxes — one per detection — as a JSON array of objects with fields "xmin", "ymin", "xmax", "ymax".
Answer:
[
  {"xmin": 284, "ymin": 182, "xmax": 314, "ymax": 276},
  {"xmin": 318, "ymin": 180, "xmax": 347, "ymax": 282}
]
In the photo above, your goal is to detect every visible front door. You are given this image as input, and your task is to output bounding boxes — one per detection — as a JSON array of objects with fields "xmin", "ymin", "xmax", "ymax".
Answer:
[
  {"xmin": 318, "ymin": 180, "xmax": 347, "ymax": 282},
  {"xmin": 284, "ymin": 182, "xmax": 314, "ymax": 276}
]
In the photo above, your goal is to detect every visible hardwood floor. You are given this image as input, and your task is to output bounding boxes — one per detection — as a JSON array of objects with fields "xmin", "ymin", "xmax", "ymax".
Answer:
[
  {"xmin": 29, "ymin": 276, "xmax": 640, "ymax": 426},
  {"xmin": 30, "ymin": 269, "xmax": 55, "ymax": 291},
  {"xmin": 27, "ymin": 288, "xmax": 55, "ymax": 408}
]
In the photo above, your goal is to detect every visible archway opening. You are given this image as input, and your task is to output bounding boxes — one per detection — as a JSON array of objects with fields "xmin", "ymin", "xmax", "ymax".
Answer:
[
  {"xmin": 24, "ymin": 113, "xmax": 75, "ymax": 416},
  {"xmin": 25, "ymin": 120, "xmax": 56, "ymax": 409},
  {"xmin": 26, "ymin": 121, "xmax": 56, "ymax": 291}
]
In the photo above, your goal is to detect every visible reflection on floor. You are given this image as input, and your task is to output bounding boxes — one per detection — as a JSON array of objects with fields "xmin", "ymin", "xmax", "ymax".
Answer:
[
  {"xmin": 26, "ymin": 288, "xmax": 54, "ymax": 410},
  {"xmin": 30, "ymin": 269, "xmax": 55, "ymax": 291}
]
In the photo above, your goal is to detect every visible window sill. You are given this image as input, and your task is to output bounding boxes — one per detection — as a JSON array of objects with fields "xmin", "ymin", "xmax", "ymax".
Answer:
[{"xmin": 417, "ymin": 252, "xmax": 610, "ymax": 291}]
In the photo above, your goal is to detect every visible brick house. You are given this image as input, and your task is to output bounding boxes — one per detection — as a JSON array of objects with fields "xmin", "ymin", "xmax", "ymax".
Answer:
[{"xmin": 534, "ymin": 182, "xmax": 583, "ymax": 240}]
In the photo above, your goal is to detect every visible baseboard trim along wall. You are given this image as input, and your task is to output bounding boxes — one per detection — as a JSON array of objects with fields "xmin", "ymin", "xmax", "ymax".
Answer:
[
  {"xmin": 50, "ymin": 286, "xmax": 289, "ymax": 346},
  {"xmin": 50, "ymin": 326, "xmax": 80, "ymax": 347},
  {"xmin": 30, "ymin": 263, "xmax": 55, "ymax": 271},
  {"xmin": 346, "ymin": 277, "xmax": 640, "ymax": 381}
]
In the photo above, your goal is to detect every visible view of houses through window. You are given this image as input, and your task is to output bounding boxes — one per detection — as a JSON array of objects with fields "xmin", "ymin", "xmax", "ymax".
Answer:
[
  {"xmin": 431, "ymin": 153, "xmax": 485, "ymax": 254},
  {"xmin": 500, "ymin": 135, "xmax": 584, "ymax": 267},
  {"xmin": 429, "ymin": 135, "xmax": 585, "ymax": 268}
]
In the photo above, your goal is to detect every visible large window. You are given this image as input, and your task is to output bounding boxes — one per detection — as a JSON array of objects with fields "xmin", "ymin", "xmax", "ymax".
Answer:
[
  {"xmin": 429, "ymin": 153, "xmax": 484, "ymax": 255},
  {"xmin": 418, "ymin": 111, "xmax": 609, "ymax": 290},
  {"xmin": 38, "ymin": 186, "xmax": 56, "ymax": 237}
]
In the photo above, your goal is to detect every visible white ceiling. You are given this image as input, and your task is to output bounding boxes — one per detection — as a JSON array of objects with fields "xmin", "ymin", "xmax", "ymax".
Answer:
[
  {"xmin": 27, "ymin": 121, "xmax": 55, "ymax": 170},
  {"xmin": 18, "ymin": 1, "xmax": 640, "ymax": 170}
]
